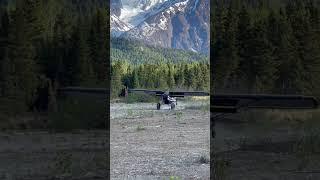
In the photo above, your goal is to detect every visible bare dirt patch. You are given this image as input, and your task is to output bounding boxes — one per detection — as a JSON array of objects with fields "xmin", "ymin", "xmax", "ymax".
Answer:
[
  {"xmin": 214, "ymin": 111, "xmax": 320, "ymax": 180},
  {"xmin": 110, "ymin": 100, "xmax": 210, "ymax": 179},
  {"xmin": 0, "ymin": 130, "xmax": 108, "ymax": 180}
]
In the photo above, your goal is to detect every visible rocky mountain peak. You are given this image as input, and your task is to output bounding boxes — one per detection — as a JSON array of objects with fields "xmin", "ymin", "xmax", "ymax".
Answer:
[{"xmin": 110, "ymin": 0, "xmax": 209, "ymax": 54}]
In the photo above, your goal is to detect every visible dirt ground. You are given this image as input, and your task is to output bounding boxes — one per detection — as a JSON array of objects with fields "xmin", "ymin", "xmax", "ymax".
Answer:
[
  {"xmin": 6, "ymin": 100, "xmax": 318, "ymax": 179},
  {"xmin": 214, "ymin": 112, "xmax": 320, "ymax": 180},
  {"xmin": 0, "ymin": 130, "xmax": 108, "ymax": 180},
  {"xmin": 110, "ymin": 100, "xmax": 210, "ymax": 179}
]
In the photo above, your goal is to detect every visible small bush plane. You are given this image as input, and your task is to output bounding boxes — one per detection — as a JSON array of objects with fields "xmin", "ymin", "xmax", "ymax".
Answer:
[
  {"xmin": 58, "ymin": 87, "xmax": 319, "ymax": 140},
  {"xmin": 125, "ymin": 88, "xmax": 318, "ymax": 111},
  {"xmin": 127, "ymin": 89, "xmax": 210, "ymax": 110},
  {"xmin": 58, "ymin": 87, "xmax": 319, "ymax": 112}
]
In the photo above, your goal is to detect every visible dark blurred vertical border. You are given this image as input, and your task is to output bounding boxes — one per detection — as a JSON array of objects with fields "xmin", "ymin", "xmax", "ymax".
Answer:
[
  {"xmin": 106, "ymin": 0, "xmax": 111, "ymax": 179},
  {"xmin": 0, "ymin": 0, "xmax": 110, "ymax": 179},
  {"xmin": 210, "ymin": 1, "xmax": 320, "ymax": 179},
  {"xmin": 210, "ymin": 0, "xmax": 215, "ymax": 179}
]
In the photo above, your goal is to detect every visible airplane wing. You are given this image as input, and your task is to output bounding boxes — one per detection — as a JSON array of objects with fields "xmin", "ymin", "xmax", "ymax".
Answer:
[
  {"xmin": 128, "ymin": 89, "xmax": 209, "ymax": 97},
  {"xmin": 128, "ymin": 89, "xmax": 165, "ymax": 96},
  {"xmin": 168, "ymin": 91, "xmax": 210, "ymax": 97},
  {"xmin": 58, "ymin": 87, "xmax": 210, "ymax": 97},
  {"xmin": 57, "ymin": 87, "xmax": 319, "ymax": 112},
  {"xmin": 212, "ymin": 94, "xmax": 319, "ymax": 113}
]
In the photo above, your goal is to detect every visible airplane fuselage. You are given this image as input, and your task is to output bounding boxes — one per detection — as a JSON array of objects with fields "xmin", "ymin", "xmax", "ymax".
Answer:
[{"xmin": 158, "ymin": 94, "xmax": 177, "ymax": 110}]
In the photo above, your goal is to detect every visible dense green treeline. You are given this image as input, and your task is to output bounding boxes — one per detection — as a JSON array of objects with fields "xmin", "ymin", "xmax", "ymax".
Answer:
[
  {"xmin": 111, "ymin": 38, "xmax": 209, "ymax": 64},
  {"xmin": 0, "ymin": 0, "xmax": 109, "ymax": 116},
  {"xmin": 212, "ymin": 0, "xmax": 320, "ymax": 96},
  {"xmin": 111, "ymin": 61, "xmax": 210, "ymax": 98},
  {"xmin": 111, "ymin": 35, "xmax": 210, "ymax": 98}
]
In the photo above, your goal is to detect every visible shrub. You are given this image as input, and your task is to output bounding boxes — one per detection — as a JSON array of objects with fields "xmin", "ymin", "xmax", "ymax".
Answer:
[
  {"xmin": 125, "ymin": 93, "xmax": 158, "ymax": 103},
  {"xmin": 136, "ymin": 125, "xmax": 145, "ymax": 131}
]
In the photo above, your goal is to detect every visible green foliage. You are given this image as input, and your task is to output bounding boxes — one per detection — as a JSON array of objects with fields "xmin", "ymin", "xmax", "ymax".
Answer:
[
  {"xmin": 0, "ymin": 1, "xmax": 109, "ymax": 128},
  {"xmin": 175, "ymin": 111, "xmax": 183, "ymax": 120},
  {"xmin": 169, "ymin": 176, "xmax": 181, "ymax": 180},
  {"xmin": 111, "ymin": 61, "xmax": 125, "ymax": 98},
  {"xmin": 2, "ymin": 0, "xmax": 41, "ymax": 111},
  {"xmin": 136, "ymin": 125, "xmax": 145, "ymax": 131},
  {"xmin": 111, "ymin": 61, "xmax": 210, "ymax": 98},
  {"xmin": 125, "ymin": 93, "xmax": 158, "ymax": 104},
  {"xmin": 212, "ymin": 0, "xmax": 320, "ymax": 95},
  {"xmin": 111, "ymin": 38, "xmax": 208, "ymax": 64},
  {"xmin": 110, "ymin": 37, "xmax": 210, "ymax": 97}
]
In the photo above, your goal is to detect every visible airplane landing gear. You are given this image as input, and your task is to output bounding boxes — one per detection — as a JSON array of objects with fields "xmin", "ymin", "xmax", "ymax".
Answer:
[{"xmin": 171, "ymin": 102, "xmax": 176, "ymax": 110}]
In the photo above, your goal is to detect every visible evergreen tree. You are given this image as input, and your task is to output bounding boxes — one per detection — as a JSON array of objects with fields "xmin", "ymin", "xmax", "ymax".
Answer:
[
  {"xmin": 274, "ymin": 9, "xmax": 302, "ymax": 94},
  {"xmin": 6, "ymin": 0, "xmax": 40, "ymax": 109},
  {"xmin": 75, "ymin": 20, "xmax": 95, "ymax": 86},
  {"xmin": 167, "ymin": 64, "xmax": 175, "ymax": 89},
  {"xmin": 90, "ymin": 8, "xmax": 108, "ymax": 84},
  {"xmin": 236, "ymin": 6, "xmax": 253, "ymax": 92},
  {"xmin": 132, "ymin": 68, "xmax": 139, "ymax": 88},
  {"xmin": 51, "ymin": 10, "xmax": 72, "ymax": 86},
  {"xmin": 111, "ymin": 61, "xmax": 124, "ymax": 98},
  {"xmin": 0, "ymin": 11, "xmax": 9, "ymax": 95}
]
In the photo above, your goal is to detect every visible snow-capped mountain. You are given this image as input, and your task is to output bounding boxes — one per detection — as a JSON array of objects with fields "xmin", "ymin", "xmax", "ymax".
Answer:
[{"xmin": 110, "ymin": 0, "xmax": 209, "ymax": 54}]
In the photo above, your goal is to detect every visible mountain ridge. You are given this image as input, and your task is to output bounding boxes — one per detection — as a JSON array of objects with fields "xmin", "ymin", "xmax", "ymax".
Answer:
[
  {"xmin": 111, "ymin": 37, "xmax": 208, "ymax": 64},
  {"xmin": 111, "ymin": 0, "xmax": 210, "ymax": 54}
]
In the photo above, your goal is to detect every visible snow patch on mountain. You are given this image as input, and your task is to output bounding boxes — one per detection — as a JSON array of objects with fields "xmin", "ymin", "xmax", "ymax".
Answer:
[
  {"xmin": 111, "ymin": 14, "xmax": 133, "ymax": 37},
  {"xmin": 128, "ymin": 0, "xmax": 189, "ymax": 33},
  {"xmin": 110, "ymin": 0, "xmax": 209, "ymax": 54},
  {"xmin": 192, "ymin": 0, "xmax": 199, "ymax": 11},
  {"xmin": 121, "ymin": 0, "xmax": 169, "ymax": 10},
  {"xmin": 120, "ymin": 5, "xmax": 144, "ymax": 25}
]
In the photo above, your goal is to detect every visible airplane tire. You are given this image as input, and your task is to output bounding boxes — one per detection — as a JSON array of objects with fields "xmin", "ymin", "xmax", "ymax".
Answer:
[
  {"xmin": 171, "ymin": 102, "xmax": 176, "ymax": 110},
  {"xmin": 157, "ymin": 103, "xmax": 161, "ymax": 110}
]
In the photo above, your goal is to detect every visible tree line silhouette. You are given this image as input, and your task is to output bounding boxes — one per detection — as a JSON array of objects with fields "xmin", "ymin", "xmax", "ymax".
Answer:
[
  {"xmin": 110, "ymin": 38, "xmax": 210, "ymax": 98},
  {"xmin": 0, "ymin": 0, "xmax": 108, "ymax": 117},
  {"xmin": 111, "ymin": 60, "xmax": 210, "ymax": 98},
  {"xmin": 212, "ymin": 0, "xmax": 320, "ymax": 96}
]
